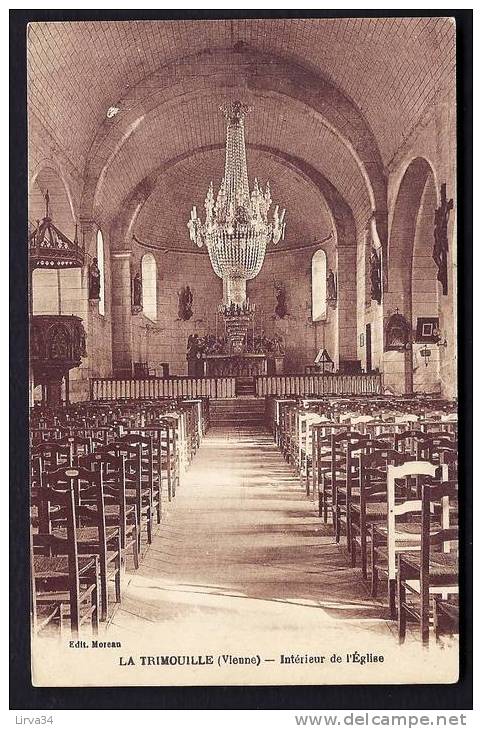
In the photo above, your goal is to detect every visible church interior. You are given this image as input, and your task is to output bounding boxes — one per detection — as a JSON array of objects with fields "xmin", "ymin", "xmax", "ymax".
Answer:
[{"xmin": 28, "ymin": 18, "xmax": 459, "ymax": 673}]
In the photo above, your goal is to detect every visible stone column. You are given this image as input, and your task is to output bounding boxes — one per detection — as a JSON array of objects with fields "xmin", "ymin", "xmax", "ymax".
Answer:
[
  {"xmin": 336, "ymin": 245, "xmax": 358, "ymax": 368},
  {"xmin": 111, "ymin": 250, "xmax": 134, "ymax": 377}
]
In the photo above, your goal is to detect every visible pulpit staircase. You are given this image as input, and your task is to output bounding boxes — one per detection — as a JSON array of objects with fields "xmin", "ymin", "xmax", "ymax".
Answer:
[{"xmin": 210, "ymin": 397, "xmax": 265, "ymax": 427}]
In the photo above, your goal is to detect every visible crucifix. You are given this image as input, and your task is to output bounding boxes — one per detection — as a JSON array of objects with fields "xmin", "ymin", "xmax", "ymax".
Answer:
[{"xmin": 433, "ymin": 183, "xmax": 454, "ymax": 296}]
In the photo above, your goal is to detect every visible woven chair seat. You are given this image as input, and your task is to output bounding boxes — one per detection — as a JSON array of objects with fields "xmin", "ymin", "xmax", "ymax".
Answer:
[
  {"xmin": 437, "ymin": 600, "xmax": 459, "ymax": 621},
  {"xmin": 402, "ymin": 551, "xmax": 458, "ymax": 577},
  {"xmin": 35, "ymin": 603, "xmax": 61, "ymax": 629},
  {"xmin": 375, "ymin": 521, "xmax": 433, "ymax": 538},
  {"xmin": 33, "ymin": 554, "xmax": 96, "ymax": 578},
  {"xmin": 52, "ymin": 526, "xmax": 118, "ymax": 543},
  {"xmin": 104, "ymin": 504, "xmax": 135, "ymax": 517},
  {"xmin": 351, "ymin": 502, "xmax": 387, "ymax": 518}
]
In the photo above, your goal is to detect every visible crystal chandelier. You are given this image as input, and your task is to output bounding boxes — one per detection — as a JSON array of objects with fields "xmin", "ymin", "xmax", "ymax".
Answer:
[{"xmin": 188, "ymin": 101, "xmax": 286, "ymax": 306}]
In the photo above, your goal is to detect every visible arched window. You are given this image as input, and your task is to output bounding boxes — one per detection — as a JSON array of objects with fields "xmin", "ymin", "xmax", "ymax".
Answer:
[
  {"xmin": 312, "ymin": 249, "xmax": 327, "ymax": 321},
  {"xmin": 96, "ymin": 229, "xmax": 105, "ymax": 316},
  {"xmin": 142, "ymin": 253, "xmax": 157, "ymax": 321}
]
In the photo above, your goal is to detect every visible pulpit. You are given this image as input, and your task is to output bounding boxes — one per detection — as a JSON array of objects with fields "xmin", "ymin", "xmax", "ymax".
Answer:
[
  {"xmin": 28, "ymin": 191, "xmax": 87, "ymax": 406},
  {"xmin": 30, "ymin": 315, "xmax": 87, "ymax": 405}
]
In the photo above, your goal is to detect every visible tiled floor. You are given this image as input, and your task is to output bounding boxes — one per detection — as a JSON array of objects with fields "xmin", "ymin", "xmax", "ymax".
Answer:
[{"xmin": 110, "ymin": 425, "xmax": 395, "ymax": 642}]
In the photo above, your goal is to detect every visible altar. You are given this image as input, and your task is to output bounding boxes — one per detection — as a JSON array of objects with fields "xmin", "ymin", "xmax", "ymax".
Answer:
[{"xmin": 203, "ymin": 353, "xmax": 268, "ymax": 377}]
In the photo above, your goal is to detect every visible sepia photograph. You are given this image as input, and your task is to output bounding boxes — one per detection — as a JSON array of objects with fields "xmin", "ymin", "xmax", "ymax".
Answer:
[{"xmin": 15, "ymin": 11, "xmax": 470, "ymax": 698}]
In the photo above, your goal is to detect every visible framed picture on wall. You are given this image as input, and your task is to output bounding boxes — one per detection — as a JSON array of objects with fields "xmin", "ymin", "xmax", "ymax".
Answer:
[{"xmin": 415, "ymin": 316, "xmax": 439, "ymax": 342}]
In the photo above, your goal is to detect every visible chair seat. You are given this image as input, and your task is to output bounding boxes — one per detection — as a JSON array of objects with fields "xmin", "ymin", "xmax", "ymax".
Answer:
[
  {"xmin": 35, "ymin": 603, "xmax": 61, "ymax": 630},
  {"xmin": 52, "ymin": 526, "xmax": 119, "ymax": 544},
  {"xmin": 437, "ymin": 600, "xmax": 459, "ymax": 621},
  {"xmin": 104, "ymin": 504, "xmax": 136, "ymax": 517},
  {"xmin": 126, "ymin": 489, "xmax": 152, "ymax": 501},
  {"xmin": 402, "ymin": 551, "xmax": 458, "ymax": 577},
  {"xmin": 351, "ymin": 503, "xmax": 387, "ymax": 516},
  {"xmin": 33, "ymin": 554, "xmax": 96, "ymax": 578},
  {"xmin": 374, "ymin": 521, "xmax": 434, "ymax": 541}
]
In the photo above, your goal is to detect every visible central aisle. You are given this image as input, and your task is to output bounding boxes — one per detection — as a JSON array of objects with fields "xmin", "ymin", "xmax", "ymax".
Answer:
[{"xmin": 110, "ymin": 425, "xmax": 394, "ymax": 648}]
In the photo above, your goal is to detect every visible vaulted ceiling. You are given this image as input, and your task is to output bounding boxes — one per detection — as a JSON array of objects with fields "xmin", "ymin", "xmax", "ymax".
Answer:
[
  {"xmin": 27, "ymin": 17, "xmax": 455, "ymax": 250},
  {"xmin": 133, "ymin": 149, "xmax": 333, "ymax": 251}
]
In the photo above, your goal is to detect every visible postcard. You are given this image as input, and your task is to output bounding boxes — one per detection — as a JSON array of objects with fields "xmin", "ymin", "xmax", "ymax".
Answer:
[{"xmin": 26, "ymin": 15, "xmax": 462, "ymax": 688}]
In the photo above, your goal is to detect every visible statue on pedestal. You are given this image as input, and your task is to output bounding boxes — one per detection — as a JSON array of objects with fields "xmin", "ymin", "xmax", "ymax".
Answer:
[
  {"xmin": 326, "ymin": 268, "xmax": 337, "ymax": 304},
  {"xmin": 131, "ymin": 270, "xmax": 143, "ymax": 313},
  {"xmin": 88, "ymin": 257, "xmax": 101, "ymax": 300},
  {"xmin": 370, "ymin": 247, "xmax": 382, "ymax": 304},
  {"xmin": 179, "ymin": 285, "xmax": 194, "ymax": 320},
  {"xmin": 274, "ymin": 281, "xmax": 288, "ymax": 319}
]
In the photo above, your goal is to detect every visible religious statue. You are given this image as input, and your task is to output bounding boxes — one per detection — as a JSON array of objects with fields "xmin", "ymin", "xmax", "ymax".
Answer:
[
  {"xmin": 370, "ymin": 247, "xmax": 382, "ymax": 304},
  {"xmin": 186, "ymin": 333, "xmax": 203, "ymax": 376},
  {"xmin": 433, "ymin": 182, "xmax": 453, "ymax": 295},
  {"xmin": 274, "ymin": 281, "xmax": 288, "ymax": 319},
  {"xmin": 273, "ymin": 333, "xmax": 285, "ymax": 355},
  {"xmin": 187, "ymin": 333, "xmax": 199, "ymax": 358},
  {"xmin": 326, "ymin": 268, "xmax": 337, "ymax": 304},
  {"xmin": 178, "ymin": 285, "xmax": 194, "ymax": 320},
  {"xmin": 132, "ymin": 271, "xmax": 143, "ymax": 310},
  {"xmin": 88, "ymin": 257, "xmax": 101, "ymax": 300},
  {"xmin": 385, "ymin": 310, "xmax": 411, "ymax": 352}
]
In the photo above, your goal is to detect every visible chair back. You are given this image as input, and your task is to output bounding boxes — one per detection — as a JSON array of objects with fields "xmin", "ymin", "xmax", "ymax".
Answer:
[{"xmin": 386, "ymin": 461, "xmax": 448, "ymax": 578}]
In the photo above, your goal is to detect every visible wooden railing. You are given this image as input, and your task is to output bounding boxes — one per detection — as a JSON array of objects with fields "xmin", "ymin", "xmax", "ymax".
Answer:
[
  {"xmin": 90, "ymin": 373, "xmax": 382, "ymax": 402},
  {"xmin": 90, "ymin": 376, "xmax": 236, "ymax": 401},
  {"xmin": 255, "ymin": 373, "xmax": 383, "ymax": 397}
]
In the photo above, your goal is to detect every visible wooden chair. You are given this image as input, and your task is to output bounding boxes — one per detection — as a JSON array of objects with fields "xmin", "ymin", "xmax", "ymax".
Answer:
[
  {"xmin": 298, "ymin": 412, "xmax": 329, "ymax": 490},
  {"xmin": 31, "ymin": 442, "xmax": 72, "ymax": 470},
  {"xmin": 371, "ymin": 461, "xmax": 448, "ymax": 618},
  {"xmin": 78, "ymin": 453, "xmax": 139, "ymax": 571},
  {"xmin": 137, "ymin": 420, "xmax": 177, "ymax": 502},
  {"xmin": 333, "ymin": 433, "xmax": 371, "ymax": 545},
  {"xmin": 160, "ymin": 415, "xmax": 180, "ymax": 497},
  {"xmin": 394, "ymin": 429, "xmax": 425, "ymax": 456},
  {"xmin": 311, "ymin": 426, "xmax": 336, "ymax": 512},
  {"xmin": 349, "ymin": 450, "xmax": 413, "ymax": 579},
  {"xmin": 57, "ymin": 435, "xmax": 92, "ymax": 460},
  {"xmin": 397, "ymin": 480, "xmax": 458, "ymax": 645},
  {"xmin": 116, "ymin": 433, "xmax": 159, "ymax": 523},
  {"xmin": 434, "ymin": 598, "xmax": 459, "ymax": 642},
  {"xmin": 31, "ymin": 475, "xmax": 101, "ymax": 637},
  {"xmin": 99, "ymin": 442, "xmax": 153, "ymax": 550},
  {"xmin": 43, "ymin": 466, "xmax": 122, "ymax": 622},
  {"xmin": 30, "ymin": 534, "xmax": 64, "ymax": 637}
]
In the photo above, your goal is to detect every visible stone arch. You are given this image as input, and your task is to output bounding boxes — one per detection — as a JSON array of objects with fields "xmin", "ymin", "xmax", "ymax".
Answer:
[
  {"xmin": 385, "ymin": 157, "xmax": 439, "ymax": 394},
  {"xmin": 80, "ymin": 48, "xmax": 387, "ymax": 239},
  {"xmin": 108, "ymin": 145, "xmax": 358, "ymax": 374}
]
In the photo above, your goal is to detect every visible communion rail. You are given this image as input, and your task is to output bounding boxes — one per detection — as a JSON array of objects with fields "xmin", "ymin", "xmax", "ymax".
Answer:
[
  {"xmin": 90, "ymin": 376, "xmax": 236, "ymax": 401},
  {"xmin": 90, "ymin": 373, "xmax": 382, "ymax": 401},
  {"xmin": 255, "ymin": 372, "xmax": 382, "ymax": 397}
]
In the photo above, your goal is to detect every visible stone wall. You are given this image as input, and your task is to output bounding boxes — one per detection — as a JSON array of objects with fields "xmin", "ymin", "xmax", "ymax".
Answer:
[
  {"xmin": 29, "ymin": 115, "xmax": 113, "ymax": 401},
  {"xmin": 110, "ymin": 236, "xmax": 356, "ymax": 376},
  {"xmin": 354, "ymin": 83, "xmax": 457, "ymax": 398}
]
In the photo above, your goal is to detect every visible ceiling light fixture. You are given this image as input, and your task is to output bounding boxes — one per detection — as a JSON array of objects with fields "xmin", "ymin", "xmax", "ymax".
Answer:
[{"xmin": 188, "ymin": 101, "xmax": 286, "ymax": 309}]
